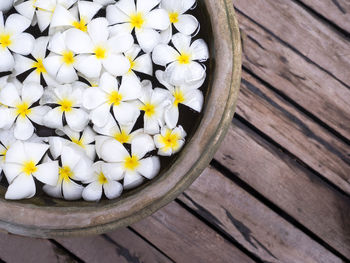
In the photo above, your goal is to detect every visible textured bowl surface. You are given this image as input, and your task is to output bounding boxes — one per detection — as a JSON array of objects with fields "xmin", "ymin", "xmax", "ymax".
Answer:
[{"xmin": 0, "ymin": 0, "xmax": 242, "ymax": 238}]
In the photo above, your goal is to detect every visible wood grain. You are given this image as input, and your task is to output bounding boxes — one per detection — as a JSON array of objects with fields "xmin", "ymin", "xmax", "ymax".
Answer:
[
  {"xmin": 237, "ymin": 71, "xmax": 350, "ymax": 194},
  {"xmin": 179, "ymin": 167, "xmax": 343, "ymax": 263},
  {"xmin": 234, "ymin": 0, "xmax": 350, "ymax": 86},
  {"xmin": 238, "ymin": 11, "xmax": 350, "ymax": 141},
  {"xmin": 215, "ymin": 120, "xmax": 350, "ymax": 258},
  {"xmin": 132, "ymin": 202, "xmax": 253, "ymax": 263},
  {"xmin": 0, "ymin": 233, "xmax": 77, "ymax": 263},
  {"xmin": 299, "ymin": 0, "xmax": 350, "ymax": 33}
]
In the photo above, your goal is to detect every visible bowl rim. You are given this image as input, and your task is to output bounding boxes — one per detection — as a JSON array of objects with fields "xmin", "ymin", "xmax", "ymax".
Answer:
[{"xmin": 0, "ymin": 0, "xmax": 242, "ymax": 238}]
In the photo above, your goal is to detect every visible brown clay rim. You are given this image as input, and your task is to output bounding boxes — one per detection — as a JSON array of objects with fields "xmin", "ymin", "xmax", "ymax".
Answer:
[{"xmin": 0, "ymin": 0, "xmax": 242, "ymax": 238}]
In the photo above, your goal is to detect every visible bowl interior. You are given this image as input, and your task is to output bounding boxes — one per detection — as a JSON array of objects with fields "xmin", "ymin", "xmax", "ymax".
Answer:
[{"xmin": 0, "ymin": 1, "xmax": 215, "ymax": 208}]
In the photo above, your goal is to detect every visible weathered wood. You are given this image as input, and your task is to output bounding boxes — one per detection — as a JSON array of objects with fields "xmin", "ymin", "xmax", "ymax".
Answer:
[
  {"xmin": 299, "ymin": 0, "xmax": 350, "ymax": 33},
  {"xmin": 215, "ymin": 121, "xmax": 350, "ymax": 258},
  {"xmin": 237, "ymin": 71, "xmax": 350, "ymax": 194},
  {"xmin": 132, "ymin": 202, "xmax": 253, "ymax": 263},
  {"xmin": 179, "ymin": 167, "xmax": 343, "ymax": 263},
  {"xmin": 234, "ymin": 0, "xmax": 350, "ymax": 87},
  {"xmin": 0, "ymin": 233, "xmax": 77, "ymax": 262},
  {"xmin": 238, "ymin": 11, "xmax": 350, "ymax": 140}
]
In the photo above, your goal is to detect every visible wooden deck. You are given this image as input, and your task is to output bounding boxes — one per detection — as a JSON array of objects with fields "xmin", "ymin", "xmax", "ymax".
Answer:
[{"xmin": 1, "ymin": 0, "xmax": 350, "ymax": 262}]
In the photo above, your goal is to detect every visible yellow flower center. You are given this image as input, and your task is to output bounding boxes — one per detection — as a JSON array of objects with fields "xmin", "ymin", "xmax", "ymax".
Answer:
[
  {"xmin": 159, "ymin": 129, "xmax": 180, "ymax": 151},
  {"xmin": 0, "ymin": 33, "xmax": 12, "ymax": 48},
  {"xmin": 169, "ymin": 12, "xmax": 179, "ymax": 23},
  {"xmin": 1, "ymin": 148, "xmax": 8, "ymax": 161},
  {"xmin": 177, "ymin": 53, "xmax": 191, "ymax": 64},
  {"xmin": 107, "ymin": 91, "xmax": 123, "ymax": 106},
  {"xmin": 140, "ymin": 103, "xmax": 156, "ymax": 117},
  {"xmin": 32, "ymin": 58, "xmax": 47, "ymax": 74},
  {"xmin": 173, "ymin": 88, "xmax": 185, "ymax": 107},
  {"xmin": 114, "ymin": 130, "xmax": 131, "ymax": 144},
  {"xmin": 58, "ymin": 98, "xmax": 73, "ymax": 112},
  {"xmin": 124, "ymin": 155, "xmax": 140, "ymax": 171},
  {"xmin": 129, "ymin": 13, "xmax": 145, "ymax": 29},
  {"xmin": 71, "ymin": 138, "xmax": 85, "ymax": 148},
  {"xmin": 94, "ymin": 46, "xmax": 107, "ymax": 60},
  {"xmin": 72, "ymin": 18, "xmax": 87, "ymax": 32},
  {"xmin": 59, "ymin": 166, "xmax": 73, "ymax": 182},
  {"xmin": 98, "ymin": 172, "xmax": 108, "ymax": 185},
  {"xmin": 16, "ymin": 102, "xmax": 32, "ymax": 118},
  {"xmin": 127, "ymin": 56, "xmax": 136, "ymax": 73},
  {"xmin": 62, "ymin": 51, "xmax": 75, "ymax": 65},
  {"xmin": 22, "ymin": 161, "xmax": 37, "ymax": 175}
]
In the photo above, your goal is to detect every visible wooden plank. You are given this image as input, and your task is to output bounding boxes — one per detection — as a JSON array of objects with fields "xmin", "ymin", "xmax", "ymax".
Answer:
[
  {"xmin": 215, "ymin": 120, "xmax": 350, "ymax": 258},
  {"xmin": 299, "ymin": 0, "xmax": 350, "ymax": 33},
  {"xmin": 132, "ymin": 202, "xmax": 253, "ymax": 263},
  {"xmin": 179, "ymin": 167, "xmax": 343, "ymax": 263},
  {"xmin": 238, "ymin": 11, "xmax": 350, "ymax": 141},
  {"xmin": 0, "ymin": 233, "xmax": 77, "ymax": 262},
  {"xmin": 237, "ymin": 71, "xmax": 350, "ymax": 194},
  {"xmin": 234, "ymin": 0, "xmax": 350, "ymax": 87}
]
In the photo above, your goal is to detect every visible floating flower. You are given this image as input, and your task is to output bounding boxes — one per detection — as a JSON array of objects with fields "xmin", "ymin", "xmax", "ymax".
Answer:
[
  {"xmin": 0, "ymin": 12, "xmax": 34, "ymax": 72},
  {"xmin": 156, "ymin": 70, "xmax": 204, "ymax": 128},
  {"xmin": 83, "ymin": 72, "xmax": 140, "ymax": 127},
  {"xmin": 106, "ymin": 0, "xmax": 170, "ymax": 53},
  {"xmin": 13, "ymin": 36, "xmax": 57, "ymax": 86},
  {"xmin": 152, "ymin": 33, "xmax": 209, "ymax": 86},
  {"xmin": 160, "ymin": 0, "xmax": 198, "ymax": 43},
  {"xmin": 124, "ymin": 44, "xmax": 152, "ymax": 78},
  {"xmin": 50, "ymin": 1, "xmax": 102, "ymax": 31},
  {"xmin": 3, "ymin": 141, "xmax": 59, "ymax": 200},
  {"xmin": 99, "ymin": 134, "xmax": 160, "ymax": 189},
  {"xmin": 65, "ymin": 17, "xmax": 133, "ymax": 78},
  {"xmin": 82, "ymin": 161, "xmax": 123, "ymax": 202},
  {"xmin": 139, "ymin": 80, "xmax": 172, "ymax": 134},
  {"xmin": 0, "ymin": 82, "xmax": 50, "ymax": 140},
  {"xmin": 41, "ymin": 82, "xmax": 89, "ymax": 131},
  {"xmin": 49, "ymin": 126, "xmax": 96, "ymax": 160},
  {"xmin": 43, "ymin": 145, "xmax": 93, "ymax": 200},
  {"xmin": 154, "ymin": 125, "xmax": 186, "ymax": 156},
  {"xmin": 44, "ymin": 32, "xmax": 79, "ymax": 84}
]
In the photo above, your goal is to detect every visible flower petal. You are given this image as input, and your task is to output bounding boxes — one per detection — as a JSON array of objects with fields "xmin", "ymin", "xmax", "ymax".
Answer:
[
  {"xmin": 36, "ymin": 9, "xmax": 53, "ymax": 32},
  {"xmin": 48, "ymin": 137, "xmax": 66, "ymax": 159},
  {"xmin": 119, "ymin": 74, "xmax": 141, "ymax": 101},
  {"xmin": 34, "ymin": 161, "xmax": 59, "ymax": 186},
  {"xmin": 137, "ymin": 0, "xmax": 160, "ymax": 13},
  {"xmin": 164, "ymin": 105, "xmax": 179, "ymax": 129},
  {"xmin": 174, "ymin": 14, "xmax": 199, "ymax": 35},
  {"xmin": 56, "ymin": 64, "xmax": 79, "ymax": 84},
  {"xmin": 65, "ymin": 108, "xmax": 89, "ymax": 132},
  {"xmin": 5, "ymin": 173, "xmax": 36, "ymax": 200},
  {"xmin": 24, "ymin": 142, "xmax": 49, "ymax": 164},
  {"xmin": 123, "ymin": 171, "xmax": 143, "ymax": 190},
  {"xmin": 136, "ymin": 28, "xmax": 160, "ymax": 53},
  {"xmin": 32, "ymin": 36, "xmax": 49, "ymax": 59},
  {"xmin": 137, "ymin": 156, "xmax": 160, "ymax": 179},
  {"xmin": 65, "ymin": 28, "xmax": 94, "ymax": 54},
  {"xmin": 144, "ymin": 9, "xmax": 170, "ymax": 30},
  {"xmin": 3, "ymin": 163, "xmax": 22, "ymax": 184},
  {"xmin": 0, "ymin": 47, "xmax": 14, "ymax": 72},
  {"xmin": 108, "ymin": 33, "xmax": 134, "ymax": 53},
  {"xmin": 106, "ymin": 4, "xmax": 130, "ymax": 25},
  {"xmin": 83, "ymin": 87, "xmax": 107, "ymax": 110},
  {"xmin": 13, "ymin": 54, "xmax": 33, "ymax": 76},
  {"xmin": 15, "ymin": 1, "xmax": 36, "ymax": 20},
  {"xmin": 0, "ymin": 83, "xmax": 21, "ymax": 107},
  {"xmin": 131, "ymin": 134, "xmax": 155, "ymax": 159},
  {"xmin": 87, "ymin": 17, "xmax": 109, "ymax": 44},
  {"xmin": 152, "ymin": 44, "xmax": 178, "ymax": 66},
  {"xmin": 0, "ymin": 108, "xmax": 17, "ymax": 129},
  {"xmin": 14, "ymin": 117, "xmax": 35, "ymax": 140},
  {"xmin": 43, "ymin": 108, "xmax": 64, "ymax": 129},
  {"xmin": 75, "ymin": 55, "xmax": 102, "ymax": 78},
  {"xmin": 115, "ymin": 0, "xmax": 136, "ymax": 16},
  {"xmin": 62, "ymin": 179, "xmax": 84, "ymax": 200},
  {"xmin": 5, "ymin": 13, "xmax": 31, "ymax": 34},
  {"xmin": 9, "ymin": 33, "xmax": 35, "ymax": 55},
  {"xmin": 90, "ymin": 103, "xmax": 111, "ymax": 127},
  {"xmin": 183, "ymin": 89, "xmax": 204, "ymax": 112},
  {"xmin": 48, "ymin": 32, "xmax": 66, "ymax": 55},
  {"xmin": 61, "ymin": 145, "xmax": 81, "ymax": 170},
  {"xmin": 133, "ymin": 54, "xmax": 153, "ymax": 75},
  {"xmin": 100, "ymin": 138, "xmax": 129, "ymax": 163},
  {"xmin": 190, "ymin": 39, "xmax": 209, "ymax": 61},
  {"xmin": 43, "ymin": 55, "xmax": 63, "ymax": 78},
  {"xmin": 102, "ymin": 53, "xmax": 130, "ymax": 76},
  {"xmin": 104, "ymin": 180, "xmax": 123, "ymax": 199},
  {"xmin": 102, "ymin": 162, "xmax": 125, "ymax": 181},
  {"xmin": 43, "ymin": 183, "xmax": 63, "ymax": 199},
  {"xmin": 172, "ymin": 32, "xmax": 191, "ymax": 53},
  {"xmin": 78, "ymin": 1, "xmax": 102, "ymax": 22},
  {"xmin": 50, "ymin": 4, "xmax": 75, "ymax": 28},
  {"xmin": 113, "ymin": 101, "xmax": 140, "ymax": 125},
  {"xmin": 22, "ymin": 82, "xmax": 44, "ymax": 104},
  {"xmin": 82, "ymin": 181, "xmax": 103, "ymax": 201},
  {"xmin": 161, "ymin": 0, "xmax": 196, "ymax": 14}
]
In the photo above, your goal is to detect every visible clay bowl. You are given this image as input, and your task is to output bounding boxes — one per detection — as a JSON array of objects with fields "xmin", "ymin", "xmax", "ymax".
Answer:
[{"xmin": 0, "ymin": 0, "xmax": 241, "ymax": 238}]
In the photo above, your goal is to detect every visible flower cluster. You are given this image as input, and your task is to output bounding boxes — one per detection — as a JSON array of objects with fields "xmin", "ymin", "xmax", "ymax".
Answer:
[{"xmin": 0, "ymin": 0, "xmax": 208, "ymax": 201}]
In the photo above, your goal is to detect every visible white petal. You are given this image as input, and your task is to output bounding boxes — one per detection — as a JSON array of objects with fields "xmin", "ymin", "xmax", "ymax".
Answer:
[
  {"xmin": 0, "ymin": 108, "xmax": 16, "ymax": 129},
  {"xmin": 82, "ymin": 181, "xmax": 102, "ymax": 201},
  {"xmin": 172, "ymin": 32, "xmax": 191, "ymax": 53},
  {"xmin": 85, "ymin": 144, "xmax": 96, "ymax": 160},
  {"xmin": 190, "ymin": 39, "xmax": 209, "ymax": 61},
  {"xmin": 104, "ymin": 180, "xmax": 123, "ymax": 199},
  {"xmin": 133, "ymin": 54, "xmax": 152, "ymax": 75},
  {"xmin": 5, "ymin": 173, "xmax": 36, "ymax": 200},
  {"xmin": 62, "ymin": 179, "xmax": 84, "ymax": 200},
  {"xmin": 9, "ymin": 33, "xmax": 35, "ymax": 55},
  {"xmin": 144, "ymin": 9, "xmax": 170, "ymax": 30},
  {"xmin": 95, "ymin": 135, "xmax": 110, "ymax": 158},
  {"xmin": 123, "ymin": 171, "xmax": 143, "ymax": 190},
  {"xmin": 136, "ymin": 28, "xmax": 160, "ymax": 53},
  {"xmin": 3, "ymin": 163, "xmax": 22, "ymax": 184},
  {"xmin": 131, "ymin": 134, "xmax": 155, "ymax": 159},
  {"xmin": 99, "ymin": 71, "xmax": 119, "ymax": 93},
  {"xmin": 61, "ymin": 145, "xmax": 81, "ymax": 170},
  {"xmin": 13, "ymin": 54, "xmax": 33, "ymax": 76},
  {"xmin": 102, "ymin": 162, "xmax": 124, "ymax": 181},
  {"xmin": 34, "ymin": 161, "xmax": 59, "ymax": 186},
  {"xmin": 75, "ymin": 55, "xmax": 102, "ymax": 78},
  {"xmin": 183, "ymin": 89, "xmax": 204, "ymax": 112},
  {"xmin": 43, "ymin": 183, "xmax": 63, "ymax": 199},
  {"xmin": 14, "ymin": 117, "xmax": 35, "ymax": 140},
  {"xmin": 137, "ymin": 156, "xmax": 160, "ymax": 179},
  {"xmin": 65, "ymin": 28, "xmax": 94, "ymax": 54},
  {"xmin": 78, "ymin": 1, "xmax": 102, "ymax": 22},
  {"xmin": 161, "ymin": 0, "xmax": 195, "ymax": 14},
  {"xmin": 15, "ymin": 1, "xmax": 36, "ymax": 20},
  {"xmin": 22, "ymin": 82, "xmax": 43, "ymax": 104},
  {"xmin": 108, "ymin": 33, "xmax": 134, "ymax": 53},
  {"xmin": 56, "ymin": 64, "xmax": 78, "ymax": 84},
  {"xmin": 48, "ymin": 137, "xmax": 66, "ymax": 159},
  {"xmin": 36, "ymin": 9, "xmax": 53, "ymax": 32},
  {"xmin": 164, "ymin": 62, "xmax": 186, "ymax": 86},
  {"xmin": 32, "ymin": 36, "xmax": 49, "ymax": 59},
  {"xmin": 124, "ymin": 44, "xmax": 141, "ymax": 60},
  {"xmin": 83, "ymin": 87, "xmax": 107, "ymax": 109},
  {"xmin": 81, "ymin": 126, "xmax": 96, "ymax": 144},
  {"xmin": 24, "ymin": 142, "xmax": 49, "ymax": 163},
  {"xmin": 106, "ymin": 4, "xmax": 130, "ymax": 25},
  {"xmin": 152, "ymin": 44, "xmax": 177, "ymax": 66},
  {"xmin": 113, "ymin": 102, "xmax": 140, "ymax": 125},
  {"xmin": 119, "ymin": 74, "xmax": 141, "ymax": 101},
  {"xmin": 164, "ymin": 105, "xmax": 179, "ymax": 129},
  {"xmin": 90, "ymin": 103, "xmax": 111, "ymax": 127},
  {"xmin": 144, "ymin": 117, "xmax": 161, "ymax": 135},
  {"xmin": 159, "ymin": 25, "xmax": 172, "ymax": 44},
  {"xmin": 137, "ymin": 0, "xmax": 160, "ymax": 13},
  {"xmin": 186, "ymin": 61, "xmax": 206, "ymax": 84},
  {"xmin": 174, "ymin": 14, "xmax": 198, "ymax": 35},
  {"xmin": 0, "ymin": 83, "xmax": 21, "ymax": 107},
  {"xmin": 115, "ymin": 0, "xmax": 136, "ymax": 15},
  {"xmin": 102, "ymin": 53, "xmax": 130, "ymax": 76},
  {"xmin": 43, "ymin": 55, "xmax": 62, "ymax": 78},
  {"xmin": 65, "ymin": 108, "xmax": 89, "ymax": 132},
  {"xmin": 43, "ymin": 108, "xmax": 63, "ymax": 129},
  {"xmin": 48, "ymin": 32, "xmax": 66, "ymax": 54},
  {"xmin": 100, "ymin": 138, "xmax": 129, "ymax": 163},
  {"xmin": 5, "ymin": 13, "xmax": 31, "ymax": 34},
  {"xmin": 155, "ymin": 70, "xmax": 174, "ymax": 91},
  {"xmin": 50, "ymin": 4, "xmax": 75, "ymax": 28},
  {"xmin": 87, "ymin": 17, "xmax": 109, "ymax": 44},
  {"xmin": 0, "ymin": 47, "xmax": 14, "ymax": 72}
]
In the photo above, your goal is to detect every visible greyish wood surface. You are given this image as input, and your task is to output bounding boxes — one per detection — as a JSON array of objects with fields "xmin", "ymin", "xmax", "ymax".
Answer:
[{"xmin": 1, "ymin": 0, "xmax": 350, "ymax": 262}]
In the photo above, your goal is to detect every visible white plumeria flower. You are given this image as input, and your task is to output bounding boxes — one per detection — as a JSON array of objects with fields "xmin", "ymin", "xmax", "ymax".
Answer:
[
  {"xmin": 154, "ymin": 125, "xmax": 186, "ymax": 156},
  {"xmin": 124, "ymin": 44, "xmax": 153, "ymax": 78},
  {"xmin": 93, "ymin": 114, "xmax": 143, "ymax": 145},
  {"xmin": 0, "ymin": 0, "xmax": 14, "ymax": 12},
  {"xmin": 106, "ymin": 0, "xmax": 170, "ymax": 53},
  {"xmin": 44, "ymin": 32, "xmax": 79, "ymax": 84},
  {"xmin": 13, "ymin": 36, "xmax": 57, "ymax": 85},
  {"xmin": 41, "ymin": 82, "xmax": 89, "ymax": 132},
  {"xmin": 65, "ymin": 17, "xmax": 133, "ymax": 78},
  {"xmin": 49, "ymin": 126, "xmax": 96, "ymax": 160},
  {"xmin": 0, "ymin": 12, "xmax": 34, "ymax": 72},
  {"xmin": 82, "ymin": 161, "xmax": 123, "ymax": 202},
  {"xmin": 139, "ymin": 80, "xmax": 172, "ymax": 135},
  {"xmin": 160, "ymin": 0, "xmax": 199, "ymax": 44},
  {"xmin": 0, "ymin": 82, "xmax": 50, "ymax": 140},
  {"xmin": 98, "ymin": 134, "xmax": 160, "ymax": 189},
  {"xmin": 43, "ymin": 145, "xmax": 93, "ymax": 200},
  {"xmin": 3, "ymin": 141, "xmax": 59, "ymax": 200},
  {"xmin": 156, "ymin": 70, "xmax": 204, "ymax": 128},
  {"xmin": 152, "ymin": 33, "xmax": 209, "ymax": 86},
  {"xmin": 33, "ymin": 0, "xmax": 77, "ymax": 32},
  {"xmin": 83, "ymin": 72, "xmax": 141, "ymax": 127},
  {"xmin": 50, "ymin": 1, "xmax": 102, "ymax": 32}
]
